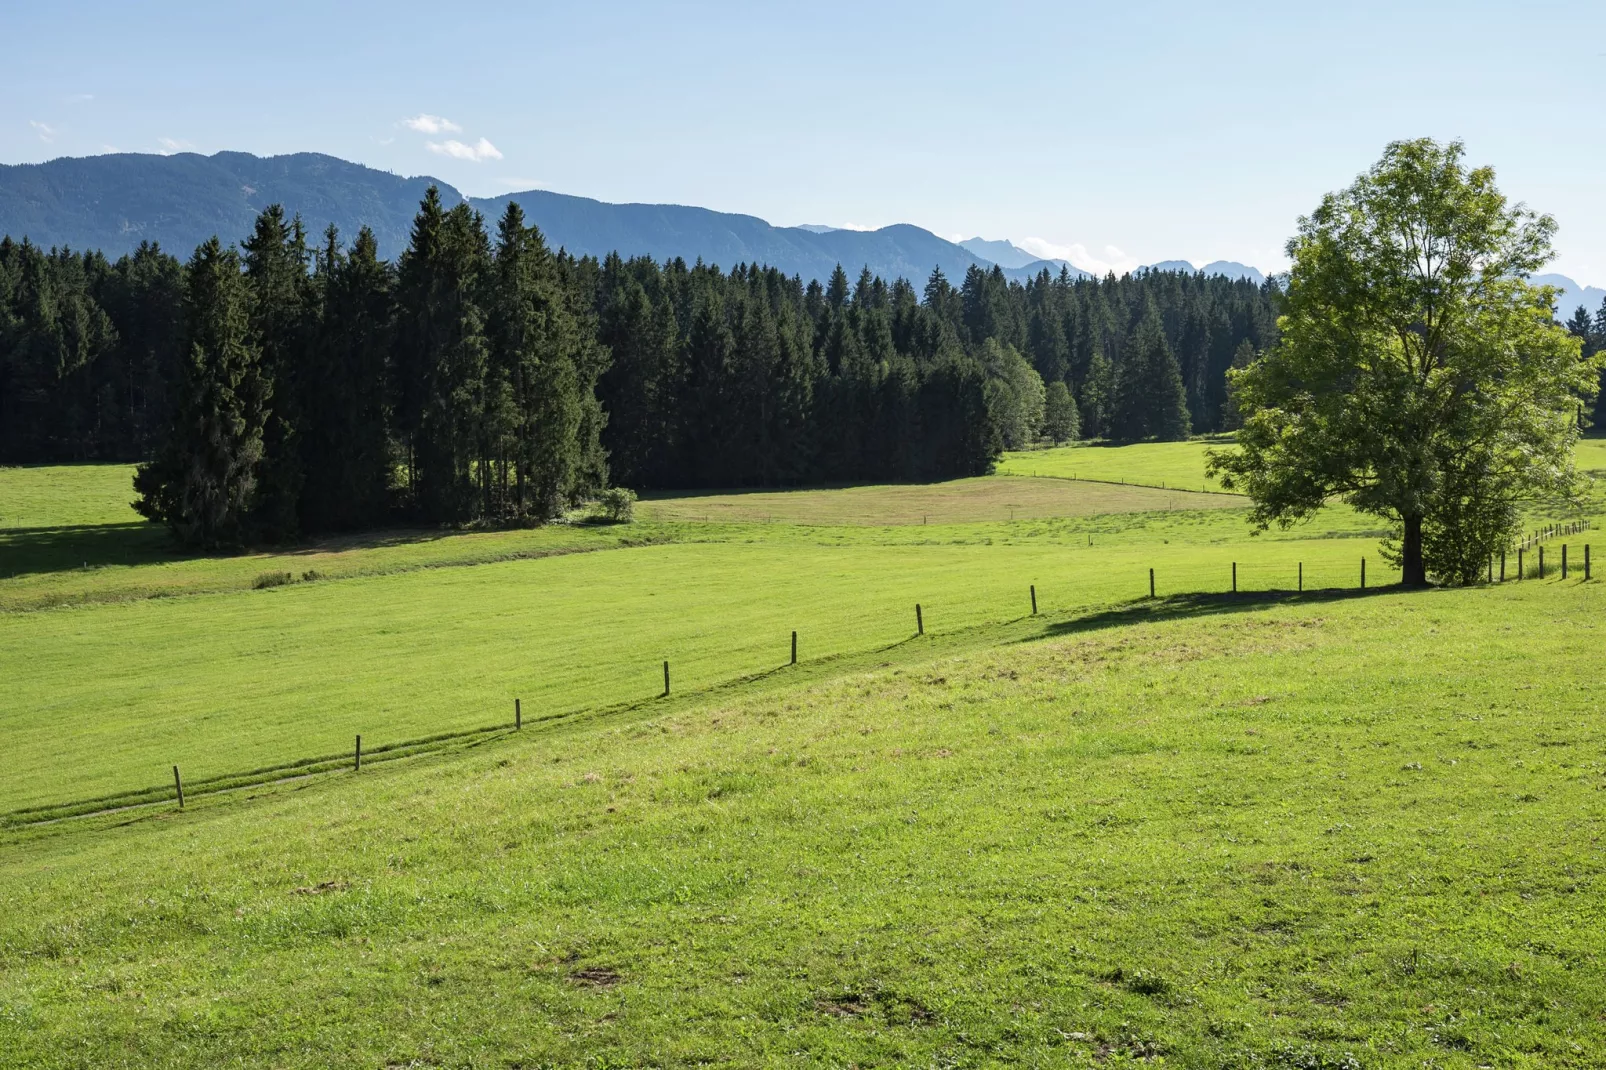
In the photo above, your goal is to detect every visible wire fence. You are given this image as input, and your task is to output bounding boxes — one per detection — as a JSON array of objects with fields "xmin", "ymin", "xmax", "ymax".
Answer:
[{"xmin": 8, "ymin": 534, "xmax": 1597, "ymax": 829}]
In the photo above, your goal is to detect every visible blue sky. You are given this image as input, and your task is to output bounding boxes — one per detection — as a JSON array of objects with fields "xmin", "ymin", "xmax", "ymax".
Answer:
[{"xmin": 3, "ymin": 0, "xmax": 1602, "ymax": 283}]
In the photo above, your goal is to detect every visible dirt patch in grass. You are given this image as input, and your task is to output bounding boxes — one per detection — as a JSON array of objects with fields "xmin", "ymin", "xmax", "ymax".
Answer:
[{"xmin": 568, "ymin": 966, "xmax": 623, "ymax": 988}]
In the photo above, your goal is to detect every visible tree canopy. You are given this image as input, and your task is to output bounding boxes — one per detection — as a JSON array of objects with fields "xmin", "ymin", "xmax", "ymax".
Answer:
[{"xmin": 1210, "ymin": 139, "xmax": 1602, "ymax": 586}]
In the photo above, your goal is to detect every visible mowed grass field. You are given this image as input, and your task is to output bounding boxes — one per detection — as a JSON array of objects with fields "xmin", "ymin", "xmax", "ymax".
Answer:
[
  {"xmin": 1, "ymin": 580, "xmax": 1604, "ymax": 1066},
  {"xmin": 639, "ymin": 475, "xmax": 1237, "ymax": 524},
  {"xmin": 996, "ymin": 436, "xmax": 1238, "ymax": 492},
  {"xmin": 3, "ymin": 461, "xmax": 1416, "ymax": 814},
  {"xmin": 3, "ymin": 441, "xmax": 1605, "ymax": 1066}
]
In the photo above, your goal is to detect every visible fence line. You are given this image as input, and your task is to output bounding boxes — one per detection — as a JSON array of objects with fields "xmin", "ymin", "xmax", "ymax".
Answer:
[{"xmin": 9, "ymin": 539, "xmax": 1596, "ymax": 828}]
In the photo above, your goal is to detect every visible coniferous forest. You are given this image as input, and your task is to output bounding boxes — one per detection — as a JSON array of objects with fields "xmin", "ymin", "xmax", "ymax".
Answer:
[{"xmin": 0, "ymin": 189, "xmax": 1293, "ymax": 546}]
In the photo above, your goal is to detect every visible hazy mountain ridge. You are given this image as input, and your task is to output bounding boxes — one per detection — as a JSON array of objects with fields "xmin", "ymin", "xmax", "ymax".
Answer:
[
  {"xmin": 1533, "ymin": 274, "xmax": 1606, "ymax": 319},
  {"xmin": 0, "ymin": 152, "xmax": 1021, "ymax": 287},
  {"xmin": 7, "ymin": 151, "xmax": 1589, "ymax": 306}
]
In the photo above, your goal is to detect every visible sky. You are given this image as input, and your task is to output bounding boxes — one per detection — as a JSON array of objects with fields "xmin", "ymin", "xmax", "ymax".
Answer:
[{"xmin": 3, "ymin": 0, "xmax": 1603, "ymax": 284}]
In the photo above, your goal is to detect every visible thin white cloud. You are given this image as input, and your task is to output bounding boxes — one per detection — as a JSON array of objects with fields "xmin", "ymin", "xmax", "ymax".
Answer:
[
  {"xmin": 427, "ymin": 137, "xmax": 503, "ymax": 162},
  {"xmin": 1018, "ymin": 237, "xmax": 1139, "ymax": 276},
  {"xmin": 29, "ymin": 120, "xmax": 56, "ymax": 142},
  {"xmin": 836, "ymin": 222, "xmax": 879, "ymax": 232},
  {"xmin": 157, "ymin": 136, "xmax": 195, "ymax": 154},
  {"xmin": 402, "ymin": 113, "xmax": 461, "ymax": 135}
]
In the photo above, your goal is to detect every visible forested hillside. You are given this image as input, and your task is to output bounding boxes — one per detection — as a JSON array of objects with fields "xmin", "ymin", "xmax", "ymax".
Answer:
[{"xmin": 0, "ymin": 190, "xmax": 1285, "ymax": 544}]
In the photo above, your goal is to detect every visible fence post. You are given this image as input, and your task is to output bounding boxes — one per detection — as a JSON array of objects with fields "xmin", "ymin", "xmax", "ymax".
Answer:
[
  {"xmin": 1232, "ymin": 561, "xmax": 1237, "ymax": 593},
  {"xmin": 1563, "ymin": 545, "xmax": 1568, "ymax": 580},
  {"xmin": 1539, "ymin": 546, "xmax": 1545, "ymax": 579},
  {"xmin": 1488, "ymin": 555, "xmax": 1493, "ymax": 585},
  {"xmin": 791, "ymin": 630, "xmax": 797, "ymax": 665},
  {"xmin": 1361, "ymin": 557, "xmax": 1366, "ymax": 591},
  {"xmin": 515, "ymin": 698, "xmax": 521, "ymax": 730},
  {"xmin": 1587, "ymin": 544, "xmax": 1592, "ymax": 581},
  {"xmin": 1030, "ymin": 585, "xmax": 1037, "ymax": 615},
  {"xmin": 1518, "ymin": 548, "xmax": 1524, "ymax": 580},
  {"xmin": 916, "ymin": 604, "xmax": 923, "ymax": 635},
  {"xmin": 1149, "ymin": 568, "xmax": 1155, "ymax": 598},
  {"xmin": 355, "ymin": 734, "xmax": 362, "ymax": 772},
  {"xmin": 1500, "ymin": 551, "xmax": 1505, "ymax": 582},
  {"xmin": 173, "ymin": 765, "xmax": 184, "ymax": 810},
  {"xmin": 663, "ymin": 661, "xmax": 670, "ymax": 696},
  {"xmin": 1298, "ymin": 562, "xmax": 1303, "ymax": 592}
]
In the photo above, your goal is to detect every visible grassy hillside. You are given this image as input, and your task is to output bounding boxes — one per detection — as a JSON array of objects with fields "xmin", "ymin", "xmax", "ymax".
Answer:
[
  {"xmin": 2, "ymin": 581, "xmax": 1604, "ymax": 1066},
  {"xmin": 3, "ymin": 442, "xmax": 1604, "ymax": 1065}
]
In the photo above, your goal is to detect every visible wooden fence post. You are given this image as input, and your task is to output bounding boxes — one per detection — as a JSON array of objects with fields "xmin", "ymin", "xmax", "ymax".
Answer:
[
  {"xmin": 916, "ymin": 604, "xmax": 924, "ymax": 635},
  {"xmin": 1232, "ymin": 561, "xmax": 1237, "ymax": 593},
  {"xmin": 173, "ymin": 765, "xmax": 184, "ymax": 810},
  {"xmin": 1539, "ymin": 546, "xmax": 1545, "ymax": 579},
  {"xmin": 1149, "ymin": 568, "xmax": 1155, "ymax": 599},
  {"xmin": 1298, "ymin": 562, "xmax": 1303, "ymax": 592},
  {"xmin": 1518, "ymin": 548, "xmax": 1523, "ymax": 580},
  {"xmin": 1030, "ymin": 585, "xmax": 1037, "ymax": 615},
  {"xmin": 355, "ymin": 734, "xmax": 362, "ymax": 772},
  {"xmin": 1563, "ymin": 545, "xmax": 1568, "ymax": 580},
  {"xmin": 663, "ymin": 661, "xmax": 670, "ymax": 696},
  {"xmin": 1500, "ymin": 550, "xmax": 1505, "ymax": 582},
  {"xmin": 1361, "ymin": 557, "xmax": 1366, "ymax": 591},
  {"xmin": 791, "ymin": 630, "xmax": 798, "ymax": 665},
  {"xmin": 515, "ymin": 698, "xmax": 521, "ymax": 730},
  {"xmin": 1586, "ymin": 544, "xmax": 1592, "ymax": 581}
]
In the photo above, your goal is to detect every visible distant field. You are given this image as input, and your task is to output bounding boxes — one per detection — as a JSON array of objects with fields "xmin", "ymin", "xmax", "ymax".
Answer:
[
  {"xmin": 0, "ymin": 463, "xmax": 145, "ymax": 528},
  {"xmin": 997, "ymin": 437, "xmax": 1237, "ymax": 492},
  {"xmin": 640, "ymin": 474, "xmax": 1238, "ymax": 525}
]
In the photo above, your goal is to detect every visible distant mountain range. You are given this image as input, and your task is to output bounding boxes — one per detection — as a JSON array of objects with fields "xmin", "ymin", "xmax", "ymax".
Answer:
[
  {"xmin": 13, "ymin": 150, "xmax": 1592, "ymax": 309},
  {"xmin": 1534, "ymin": 274, "xmax": 1606, "ymax": 320}
]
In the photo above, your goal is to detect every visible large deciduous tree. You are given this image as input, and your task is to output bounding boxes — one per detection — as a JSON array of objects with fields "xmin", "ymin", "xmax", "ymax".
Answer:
[{"xmin": 1210, "ymin": 139, "xmax": 1601, "ymax": 586}]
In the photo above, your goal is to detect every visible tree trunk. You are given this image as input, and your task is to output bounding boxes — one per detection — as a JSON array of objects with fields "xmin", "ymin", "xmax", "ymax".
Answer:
[{"xmin": 1402, "ymin": 514, "xmax": 1427, "ymax": 586}]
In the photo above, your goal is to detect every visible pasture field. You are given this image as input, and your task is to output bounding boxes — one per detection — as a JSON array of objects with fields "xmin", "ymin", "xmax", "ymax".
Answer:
[
  {"xmin": 638, "ymin": 474, "xmax": 1238, "ymax": 525},
  {"xmin": 1, "ymin": 580, "xmax": 1604, "ymax": 1067},
  {"xmin": 2, "ymin": 440, "xmax": 1605, "ymax": 1066},
  {"xmin": 996, "ymin": 436, "xmax": 1237, "ymax": 492},
  {"xmin": 2, "ymin": 464, "xmax": 1412, "ymax": 815}
]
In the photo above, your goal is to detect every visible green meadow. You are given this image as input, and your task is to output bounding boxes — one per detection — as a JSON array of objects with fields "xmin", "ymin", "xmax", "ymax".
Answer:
[{"xmin": 2, "ymin": 441, "xmax": 1604, "ymax": 1067}]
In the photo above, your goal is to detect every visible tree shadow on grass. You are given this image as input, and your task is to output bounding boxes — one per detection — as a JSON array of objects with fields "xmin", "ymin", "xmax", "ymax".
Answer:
[
  {"xmin": 0, "ymin": 523, "xmax": 174, "ymax": 577},
  {"xmin": 0, "ymin": 521, "xmax": 493, "ymax": 579},
  {"xmin": 1024, "ymin": 585, "xmax": 1413, "ymax": 642}
]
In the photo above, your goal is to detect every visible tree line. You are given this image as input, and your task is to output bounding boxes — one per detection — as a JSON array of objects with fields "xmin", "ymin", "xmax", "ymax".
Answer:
[
  {"xmin": 1, "ymin": 190, "xmax": 1285, "ymax": 545},
  {"xmin": 1564, "ymin": 300, "xmax": 1606, "ymax": 427}
]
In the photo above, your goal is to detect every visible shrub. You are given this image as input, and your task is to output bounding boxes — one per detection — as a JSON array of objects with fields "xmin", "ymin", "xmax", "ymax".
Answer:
[
  {"xmin": 597, "ymin": 487, "xmax": 637, "ymax": 523},
  {"xmin": 301, "ymin": 569, "xmax": 324, "ymax": 582},
  {"xmin": 253, "ymin": 571, "xmax": 294, "ymax": 589}
]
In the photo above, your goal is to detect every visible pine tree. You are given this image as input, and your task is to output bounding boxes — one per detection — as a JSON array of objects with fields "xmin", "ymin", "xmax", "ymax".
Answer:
[
  {"xmin": 489, "ymin": 202, "xmax": 587, "ymax": 520},
  {"xmin": 300, "ymin": 225, "xmax": 394, "ymax": 531},
  {"xmin": 1111, "ymin": 306, "xmax": 1191, "ymax": 441},
  {"xmin": 241, "ymin": 205, "xmax": 312, "ymax": 541},
  {"xmin": 1078, "ymin": 346, "xmax": 1114, "ymax": 439},
  {"xmin": 1043, "ymin": 379, "xmax": 1079, "ymax": 443},
  {"xmin": 133, "ymin": 239, "xmax": 268, "ymax": 548},
  {"xmin": 395, "ymin": 190, "xmax": 490, "ymax": 522}
]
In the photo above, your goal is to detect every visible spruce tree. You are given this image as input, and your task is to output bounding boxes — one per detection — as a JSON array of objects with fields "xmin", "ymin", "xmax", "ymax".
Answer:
[
  {"xmin": 395, "ymin": 190, "xmax": 490, "ymax": 522},
  {"xmin": 134, "ymin": 239, "xmax": 268, "ymax": 548},
  {"xmin": 300, "ymin": 225, "xmax": 394, "ymax": 531},
  {"xmin": 240, "ymin": 205, "xmax": 313, "ymax": 541},
  {"xmin": 489, "ymin": 202, "xmax": 585, "ymax": 520},
  {"xmin": 1043, "ymin": 379, "xmax": 1080, "ymax": 443}
]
